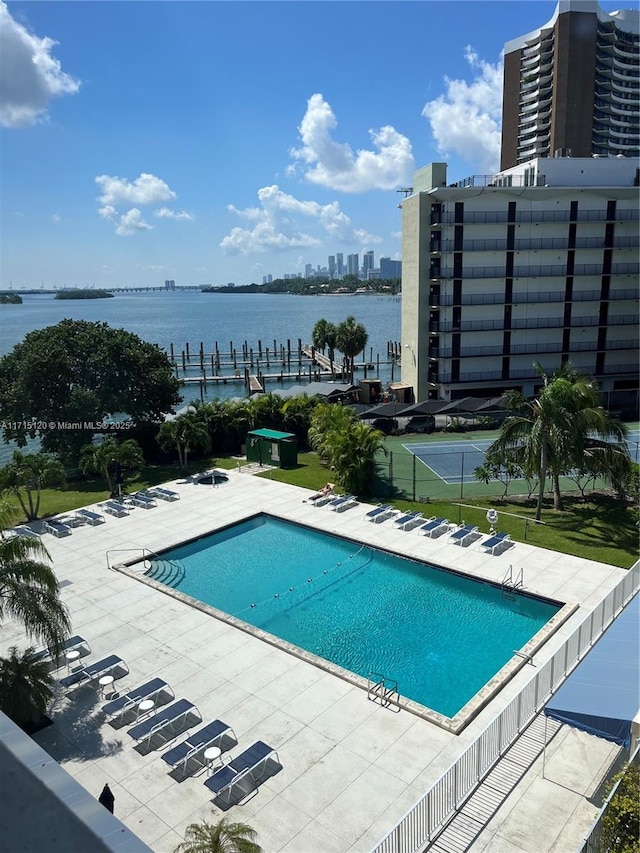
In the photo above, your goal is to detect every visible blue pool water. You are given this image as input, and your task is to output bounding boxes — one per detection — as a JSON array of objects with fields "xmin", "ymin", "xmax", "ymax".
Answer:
[{"xmin": 147, "ymin": 516, "xmax": 560, "ymax": 717}]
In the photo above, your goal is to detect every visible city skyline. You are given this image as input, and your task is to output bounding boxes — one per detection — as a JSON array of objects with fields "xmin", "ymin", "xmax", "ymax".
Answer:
[{"xmin": 2, "ymin": 1, "xmax": 564, "ymax": 289}]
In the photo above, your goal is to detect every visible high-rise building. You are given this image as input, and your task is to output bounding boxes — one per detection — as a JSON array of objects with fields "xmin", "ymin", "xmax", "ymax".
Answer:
[
  {"xmin": 347, "ymin": 253, "xmax": 359, "ymax": 275},
  {"xmin": 336, "ymin": 253, "xmax": 344, "ymax": 277},
  {"xmin": 501, "ymin": 1, "xmax": 639, "ymax": 170},
  {"xmin": 401, "ymin": 158, "xmax": 639, "ymax": 402},
  {"xmin": 328, "ymin": 255, "xmax": 336, "ymax": 278},
  {"xmin": 380, "ymin": 257, "xmax": 402, "ymax": 279},
  {"xmin": 304, "ymin": 263, "xmax": 313, "ymax": 279},
  {"xmin": 164, "ymin": 279, "xmax": 175, "ymax": 290},
  {"xmin": 363, "ymin": 250, "xmax": 375, "ymax": 278}
]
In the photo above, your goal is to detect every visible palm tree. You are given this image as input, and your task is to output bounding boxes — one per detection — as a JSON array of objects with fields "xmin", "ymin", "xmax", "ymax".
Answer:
[
  {"xmin": 79, "ymin": 437, "xmax": 145, "ymax": 494},
  {"xmin": 158, "ymin": 412, "xmax": 211, "ymax": 470},
  {"xmin": 336, "ymin": 316, "xmax": 368, "ymax": 384},
  {"xmin": 488, "ymin": 363, "xmax": 630, "ymax": 519},
  {"xmin": 0, "ymin": 646, "xmax": 54, "ymax": 731},
  {"xmin": 327, "ymin": 420, "xmax": 386, "ymax": 495},
  {"xmin": 0, "ymin": 501, "xmax": 70, "ymax": 653},
  {"xmin": 174, "ymin": 816, "xmax": 262, "ymax": 853},
  {"xmin": 308, "ymin": 403, "xmax": 357, "ymax": 464},
  {"xmin": 311, "ymin": 319, "xmax": 338, "ymax": 377},
  {"xmin": 0, "ymin": 451, "xmax": 67, "ymax": 521}
]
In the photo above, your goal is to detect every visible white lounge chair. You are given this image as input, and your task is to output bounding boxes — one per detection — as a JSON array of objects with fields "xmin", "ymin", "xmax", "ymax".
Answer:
[
  {"xmin": 44, "ymin": 519, "xmax": 72, "ymax": 538},
  {"xmin": 161, "ymin": 719, "xmax": 236, "ymax": 775},
  {"xmin": 393, "ymin": 511, "xmax": 424, "ymax": 531},
  {"xmin": 481, "ymin": 531, "xmax": 513, "ymax": 555},
  {"xmin": 59, "ymin": 654, "xmax": 128, "ymax": 690},
  {"xmin": 148, "ymin": 487, "xmax": 180, "ymax": 501},
  {"xmin": 130, "ymin": 493, "xmax": 157, "ymax": 509},
  {"xmin": 420, "ymin": 517, "xmax": 449, "ymax": 538},
  {"xmin": 75, "ymin": 508, "xmax": 105, "ymax": 526},
  {"xmin": 330, "ymin": 495, "xmax": 358, "ymax": 513},
  {"xmin": 365, "ymin": 504, "xmax": 397, "ymax": 523},
  {"xmin": 103, "ymin": 677, "xmax": 174, "ymax": 724},
  {"xmin": 204, "ymin": 740, "xmax": 279, "ymax": 804},
  {"xmin": 128, "ymin": 699, "xmax": 201, "ymax": 749},
  {"xmin": 102, "ymin": 501, "xmax": 129, "ymax": 517},
  {"xmin": 449, "ymin": 524, "xmax": 479, "ymax": 547}
]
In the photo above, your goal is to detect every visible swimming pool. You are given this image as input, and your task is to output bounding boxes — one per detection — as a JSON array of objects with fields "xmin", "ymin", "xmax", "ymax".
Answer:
[{"xmin": 144, "ymin": 515, "xmax": 561, "ymax": 719}]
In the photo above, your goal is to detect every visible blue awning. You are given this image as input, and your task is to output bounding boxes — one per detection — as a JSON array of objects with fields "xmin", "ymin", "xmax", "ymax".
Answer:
[{"xmin": 544, "ymin": 594, "xmax": 639, "ymax": 747}]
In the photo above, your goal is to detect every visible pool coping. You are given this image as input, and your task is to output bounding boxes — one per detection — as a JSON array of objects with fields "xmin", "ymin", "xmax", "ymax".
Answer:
[{"xmin": 113, "ymin": 513, "xmax": 579, "ymax": 735}]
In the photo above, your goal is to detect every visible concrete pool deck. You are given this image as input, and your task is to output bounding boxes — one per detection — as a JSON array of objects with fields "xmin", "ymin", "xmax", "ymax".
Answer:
[{"xmin": 1, "ymin": 470, "xmax": 628, "ymax": 852}]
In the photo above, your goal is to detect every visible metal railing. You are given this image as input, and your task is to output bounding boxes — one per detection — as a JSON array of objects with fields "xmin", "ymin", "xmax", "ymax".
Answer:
[
  {"xmin": 433, "ymin": 262, "xmax": 639, "ymax": 280},
  {"xmin": 579, "ymin": 742, "xmax": 640, "ymax": 853},
  {"xmin": 371, "ymin": 564, "xmax": 639, "ymax": 853}
]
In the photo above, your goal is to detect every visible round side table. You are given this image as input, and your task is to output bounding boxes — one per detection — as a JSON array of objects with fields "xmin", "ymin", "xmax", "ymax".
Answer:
[
  {"xmin": 204, "ymin": 746, "xmax": 222, "ymax": 775},
  {"xmin": 65, "ymin": 649, "xmax": 81, "ymax": 673},
  {"xmin": 98, "ymin": 674, "xmax": 115, "ymax": 698},
  {"xmin": 137, "ymin": 699, "xmax": 155, "ymax": 720}
]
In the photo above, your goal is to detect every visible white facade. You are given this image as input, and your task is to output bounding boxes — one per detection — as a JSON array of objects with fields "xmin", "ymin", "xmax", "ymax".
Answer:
[{"xmin": 401, "ymin": 157, "xmax": 639, "ymax": 403}]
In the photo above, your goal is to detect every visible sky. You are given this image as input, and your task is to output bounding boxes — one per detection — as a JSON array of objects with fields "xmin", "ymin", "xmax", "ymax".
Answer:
[{"xmin": 0, "ymin": 0, "xmax": 570, "ymax": 289}]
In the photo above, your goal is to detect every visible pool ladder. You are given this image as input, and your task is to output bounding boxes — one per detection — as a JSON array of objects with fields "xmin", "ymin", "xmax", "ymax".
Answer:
[
  {"xmin": 501, "ymin": 564, "xmax": 524, "ymax": 599},
  {"xmin": 367, "ymin": 673, "xmax": 401, "ymax": 712}
]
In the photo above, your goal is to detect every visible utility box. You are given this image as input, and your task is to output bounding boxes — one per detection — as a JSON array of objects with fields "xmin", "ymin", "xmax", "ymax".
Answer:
[
  {"xmin": 246, "ymin": 429, "xmax": 298, "ymax": 469},
  {"xmin": 359, "ymin": 379, "xmax": 382, "ymax": 405}
]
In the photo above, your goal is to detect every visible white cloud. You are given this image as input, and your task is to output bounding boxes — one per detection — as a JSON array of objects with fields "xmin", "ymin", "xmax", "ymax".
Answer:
[
  {"xmin": 220, "ymin": 185, "xmax": 380, "ymax": 255},
  {"xmin": 95, "ymin": 173, "xmax": 176, "ymax": 206},
  {"xmin": 153, "ymin": 207, "xmax": 194, "ymax": 221},
  {"xmin": 115, "ymin": 208, "xmax": 153, "ymax": 236},
  {"xmin": 422, "ymin": 47, "xmax": 503, "ymax": 173},
  {"xmin": 0, "ymin": 1, "xmax": 80, "ymax": 128},
  {"xmin": 98, "ymin": 205, "xmax": 116, "ymax": 221},
  {"xmin": 289, "ymin": 93, "xmax": 414, "ymax": 193}
]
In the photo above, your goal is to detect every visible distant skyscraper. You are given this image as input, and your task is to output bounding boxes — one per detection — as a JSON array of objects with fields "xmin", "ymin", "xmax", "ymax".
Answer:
[
  {"xmin": 328, "ymin": 255, "xmax": 336, "ymax": 278},
  {"xmin": 336, "ymin": 253, "xmax": 344, "ymax": 278},
  {"xmin": 380, "ymin": 257, "xmax": 402, "ymax": 278},
  {"xmin": 304, "ymin": 263, "xmax": 313, "ymax": 278},
  {"xmin": 501, "ymin": 1, "xmax": 640, "ymax": 170},
  {"xmin": 347, "ymin": 253, "xmax": 359, "ymax": 275},
  {"xmin": 363, "ymin": 250, "xmax": 374, "ymax": 277},
  {"xmin": 267, "ymin": 274, "xmax": 273, "ymax": 283},
  {"xmin": 164, "ymin": 279, "xmax": 175, "ymax": 290}
]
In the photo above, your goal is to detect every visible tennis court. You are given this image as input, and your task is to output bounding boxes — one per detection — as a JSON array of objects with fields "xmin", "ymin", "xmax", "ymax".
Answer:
[{"xmin": 403, "ymin": 429, "xmax": 640, "ymax": 487}]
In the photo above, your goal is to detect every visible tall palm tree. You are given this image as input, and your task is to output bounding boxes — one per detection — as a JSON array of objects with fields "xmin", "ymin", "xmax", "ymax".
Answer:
[
  {"xmin": 158, "ymin": 412, "xmax": 211, "ymax": 469},
  {"xmin": 488, "ymin": 363, "xmax": 630, "ymax": 519},
  {"xmin": 311, "ymin": 319, "xmax": 338, "ymax": 377},
  {"xmin": 0, "ymin": 451, "xmax": 66, "ymax": 521},
  {"xmin": 0, "ymin": 501, "xmax": 70, "ymax": 653},
  {"xmin": 336, "ymin": 316, "xmax": 368, "ymax": 384},
  {"xmin": 327, "ymin": 420, "xmax": 386, "ymax": 495},
  {"xmin": 174, "ymin": 816, "xmax": 262, "ymax": 853},
  {"xmin": 79, "ymin": 437, "xmax": 144, "ymax": 494},
  {"xmin": 0, "ymin": 646, "xmax": 54, "ymax": 731},
  {"xmin": 308, "ymin": 403, "xmax": 357, "ymax": 464}
]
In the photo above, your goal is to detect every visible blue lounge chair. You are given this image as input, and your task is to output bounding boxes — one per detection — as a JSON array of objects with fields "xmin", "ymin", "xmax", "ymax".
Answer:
[
  {"xmin": 128, "ymin": 699, "xmax": 201, "ymax": 748},
  {"xmin": 330, "ymin": 495, "xmax": 357, "ymax": 513},
  {"xmin": 420, "ymin": 517, "xmax": 449, "ymax": 538},
  {"xmin": 449, "ymin": 524, "xmax": 479, "ymax": 547},
  {"xmin": 130, "ymin": 493, "xmax": 157, "ymax": 509},
  {"xmin": 312, "ymin": 491, "xmax": 336, "ymax": 507},
  {"xmin": 74, "ymin": 508, "xmax": 105, "ymax": 525},
  {"xmin": 102, "ymin": 501, "xmax": 129, "ymax": 517},
  {"xmin": 44, "ymin": 519, "xmax": 72, "ymax": 538},
  {"xmin": 365, "ymin": 504, "xmax": 397, "ymax": 523},
  {"xmin": 59, "ymin": 654, "xmax": 128, "ymax": 690},
  {"xmin": 103, "ymin": 677, "xmax": 173, "ymax": 724},
  {"xmin": 32, "ymin": 634, "xmax": 91, "ymax": 669},
  {"xmin": 161, "ymin": 719, "xmax": 237, "ymax": 774},
  {"xmin": 393, "ymin": 511, "xmax": 423, "ymax": 531},
  {"xmin": 11, "ymin": 525, "xmax": 41, "ymax": 539},
  {"xmin": 481, "ymin": 531, "xmax": 513, "ymax": 555},
  {"xmin": 204, "ymin": 740, "xmax": 279, "ymax": 804},
  {"xmin": 148, "ymin": 487, "xmax": 180, "ymax": 501}
]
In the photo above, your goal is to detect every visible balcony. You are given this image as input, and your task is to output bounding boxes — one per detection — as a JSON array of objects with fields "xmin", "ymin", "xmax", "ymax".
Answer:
[
  {"xmin": 434, "ymin": 315, "xmax": 636, "ymax": 333},
  {"xmin": 432, "ymin": 209, "xmax": 640, "ymax": 225},
  {"xmin": 433, "ymin": 235, "xmax": 640, "ymax": 252},
  {"xmin": 433, "ymin": 262, "xmax": 640, "ymax": 280}
]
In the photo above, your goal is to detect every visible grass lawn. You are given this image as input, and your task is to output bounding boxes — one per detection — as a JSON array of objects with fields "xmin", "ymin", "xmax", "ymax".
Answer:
[{"xmin": 2, "ymin": 450, "xmax": 637, "ymax": 569}]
